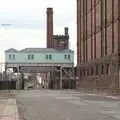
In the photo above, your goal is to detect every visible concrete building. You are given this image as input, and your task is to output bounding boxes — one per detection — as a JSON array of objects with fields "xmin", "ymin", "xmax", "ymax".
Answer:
[
  {"xmin": 5, "ymin": 48, "xmax": 74, "ymax": 89},
  {"xmin": 46, "ymin": 8, "xmax": 69, "ymax": 49},
  {"xmin": 5, "ymin": 48, "xmax": 74, "ymax": 68},
  {"xmin": 77, "ymin": 0, "xmax": 120, "ymax": 89}
]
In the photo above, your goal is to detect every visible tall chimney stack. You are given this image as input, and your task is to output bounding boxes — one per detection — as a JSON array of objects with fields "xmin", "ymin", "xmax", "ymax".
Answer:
[{"xmin": 46, "ymin": 8, "xmax": 53, "ymax": 48}]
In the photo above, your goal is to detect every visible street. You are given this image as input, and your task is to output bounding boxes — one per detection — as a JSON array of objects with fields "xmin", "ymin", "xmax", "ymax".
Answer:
[{"xmin": 16, "ymin": 90, "xmax": 120, "ymax": 120}]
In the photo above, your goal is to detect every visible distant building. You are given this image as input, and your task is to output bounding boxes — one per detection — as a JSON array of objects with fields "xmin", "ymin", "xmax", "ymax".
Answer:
[
  {"xmin": 53, "ymin": 27, "xmax": 69, "ymax": 49},
  {"xmin": 46, "ymin": 8, "xmax": 69, "ymax": 49},
  {"xmin": 5, "ymin": 48, "xmax": 74, "ymax": 70}
]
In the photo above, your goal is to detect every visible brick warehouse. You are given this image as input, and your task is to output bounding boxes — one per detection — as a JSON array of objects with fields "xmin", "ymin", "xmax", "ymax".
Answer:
[{"xmin": 77, "ymin": 0, "xmax": 120, "ymax": 89}]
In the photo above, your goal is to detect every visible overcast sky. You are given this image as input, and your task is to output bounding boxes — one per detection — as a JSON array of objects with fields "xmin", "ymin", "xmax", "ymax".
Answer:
[{"xmin": 0, "ymin": 0, "xmax": 76, "ymax": 64}]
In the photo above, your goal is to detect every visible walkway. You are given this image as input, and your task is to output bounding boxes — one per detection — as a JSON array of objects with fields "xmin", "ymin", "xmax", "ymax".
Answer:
[{"xmin": 0, "ymin": 97, "xmax": 19, "ymax": 120}]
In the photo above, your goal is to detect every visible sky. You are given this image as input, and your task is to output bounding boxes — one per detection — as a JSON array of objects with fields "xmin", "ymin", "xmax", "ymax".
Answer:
[{"xmin": 0, "ymin": 0, "xmax": 77, "ymax": 65}]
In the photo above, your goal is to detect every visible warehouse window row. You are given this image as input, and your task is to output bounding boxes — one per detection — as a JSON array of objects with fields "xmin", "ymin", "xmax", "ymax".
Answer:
[
  {"xmin": 8, "ymin": 54, "xmax": 71, "ymax": 61},
  {"xmin": 79, "ymin": 64, "xmax": 110, "ymax": 77}
]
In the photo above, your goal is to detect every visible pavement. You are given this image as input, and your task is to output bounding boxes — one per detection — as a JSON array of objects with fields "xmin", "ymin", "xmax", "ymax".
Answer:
[
  {"xmin": 15, "ymin": 90, "xmax": 120, "ymax": 120},
  {"xmin": 0, "ymin": 89, "xmax": 120, "ymax": 120},
  {"xmin": 0, "ymin": 97, "xmax": 19, "ymax": 120}
]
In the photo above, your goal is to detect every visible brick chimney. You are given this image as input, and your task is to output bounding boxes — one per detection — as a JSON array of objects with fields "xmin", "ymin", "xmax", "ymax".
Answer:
[{"xmin": 46, "ymin": 8, "xmax": 53, "ymax": 48}]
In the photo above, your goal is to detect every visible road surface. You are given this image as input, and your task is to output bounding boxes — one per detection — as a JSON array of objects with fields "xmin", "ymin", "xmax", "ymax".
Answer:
[{"xmin": 15, "ymin": 90, "xmax": 120, "ymax": 120}]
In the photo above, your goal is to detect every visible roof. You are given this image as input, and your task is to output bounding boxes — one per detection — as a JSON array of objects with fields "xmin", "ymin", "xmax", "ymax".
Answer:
[
  {"xmin": 5, "ymin": 48, "xmax": 74, "ymax": 53},
  {"xmin": 5, "ymin": 48, "xmax": 18, "ymax": 52}
]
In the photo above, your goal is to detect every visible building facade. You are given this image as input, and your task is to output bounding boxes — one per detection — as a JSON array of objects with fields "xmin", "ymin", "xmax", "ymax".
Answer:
[
  {"xmin": 53, "ymin": 27, "xmax": 69, "ymax": 49},
  {"xmin": 77, "ymin": 0, "xmax": 120, "ymax": 89},
  {"xmin": 5, "ymin": 48, "xmax": 74, "ymax": 68},
  {"xmin": 5, "ymin": 48, "xmax": 74, "ymax": 89}
]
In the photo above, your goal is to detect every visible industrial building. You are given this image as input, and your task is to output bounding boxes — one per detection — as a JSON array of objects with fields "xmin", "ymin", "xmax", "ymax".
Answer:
[
  {"xmin": 5, "ymin": 48, "xmax": 74, "ymax": 89},
  {"xmin": 3, "ymin": 7, "xmax": 75, "ymax": 90},
  {"xmin": 5, "ymin": 48, "xmax": 74, "ymax": 67},
  {"xmin": 46, "ymin": 8, "xmax": 69, "ymax": 49},
  {"xmin": 77, "ymin": 0, "xmax": 120, "ymax": 89}
]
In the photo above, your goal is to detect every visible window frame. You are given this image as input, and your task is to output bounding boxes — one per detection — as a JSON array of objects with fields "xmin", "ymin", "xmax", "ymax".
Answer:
[
  {"xmin": 68, "ymin": 54, "xmax": 71, "ymax": 60},
  {"xmin": 106, "ymin": 64, "xmax": 109, "ymax": 74},
  {"xmin": 9, "ymin": 54, "xmax": 12, "ymax": 60},
  {"xmin": 31, "ymin": 55, "xmax": 34, "ymax": 60},
  {"xmin": 13, "ymin": 54, "xmax": 15, "ymax": 60},
  {"xmin": 101, "ymin": 64, "xmax": 104, "ymax": 74},
  {"xmin": 96, "ymin": 65, "xmax": 98, "ymax": 75},
  {"xmin": 49, "ymin": 54, "xmax": 52, "ymax": 60},
  {"xmin": 64, "ymin": 54, "xmax": 67, "ymax": 59},
  {"xmin": 9, "ymin": 54, "xmax": 15, "ymax": 60},
  {"xmin": 28, "ymin": 54, "xmax": 34, "ymax": 60},
  {"xmin": 28, "ymin": 55, "xmax": 30, "ymax": 60},
  {"xmin": 46, "ymin": 55, "xmax": 49, "ymax": 60}
]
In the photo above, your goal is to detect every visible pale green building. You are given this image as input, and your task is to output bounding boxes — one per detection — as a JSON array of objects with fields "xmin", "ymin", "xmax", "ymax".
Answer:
[{"xmin": 5, "ymin": 48, "xmax": 74, "ymax": 68}]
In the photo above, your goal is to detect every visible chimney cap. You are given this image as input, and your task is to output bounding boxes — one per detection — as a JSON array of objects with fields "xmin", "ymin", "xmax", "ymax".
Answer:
[
  {"xmin": 47, "ymin": 7, "xmax": 53, "ymax": 12},
  {"xmin": 47, "ymin": 7, "xmax": 53, "ymax": 9}
]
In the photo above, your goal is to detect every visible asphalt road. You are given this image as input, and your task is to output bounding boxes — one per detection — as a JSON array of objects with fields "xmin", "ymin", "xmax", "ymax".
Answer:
[{"xmin": 15, "ymin": 90, "xmax": 120, "ymax": 120}]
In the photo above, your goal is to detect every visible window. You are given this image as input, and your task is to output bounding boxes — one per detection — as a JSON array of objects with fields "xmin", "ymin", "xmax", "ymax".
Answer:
[
  {"xmin": 9, "ymin": 54, "xmax": 11, "ymax": 59},
  {"xmin": 46, "ymin": 55, "xmax": 48, "ymax": 60},
  {"xmin": 46, "ymin": 54, "xmax": 52, "ymax": 60},
  {"xmin": 9, "ymin": 54, "xmax": 15, "ymax": 60},
  {"xmin": 106, "ymin": 64, "xmax": 109, "ymax": 74},
  {"xmin": 87, "ymin": 68, "xmax": 89, "ymax": 76},
  {"xmin": 64, "ymin": 54, "xmax": 71, "ymax": 60},
  {"xmin": 68, "ymin": 54, "xmax": 71, "ymax": 60},
  {"xmin": 28, "ymin": 55, "xmax": 30, "ymax": 60},
  {"xmin": 28, "ymin": 54, "xmax": 34, "ymax": 60},
  {"xmin": 91, "ymin": 67, "xmax": 94, "ymax": 75},
  {"xmin": 101, "ymin": 65, "xmax": 104, "ymax": 74},
  {"xmin": 49, "ymin": 54, "xmax": 52, "ymax": 60},
  {"xmin": 96, "ymin": 65, "xmax": 98, "ymax": 75},
  {"xmin": 31, "ymin": 55, "xmax": 34, "ymax": 59},
  {"xmin": 64, "ymin": 54, "xmax": 67, "ymax": 59},
  {"xmin": 13, "ymin": 54, "xmax": 15, "ymax": 60}
]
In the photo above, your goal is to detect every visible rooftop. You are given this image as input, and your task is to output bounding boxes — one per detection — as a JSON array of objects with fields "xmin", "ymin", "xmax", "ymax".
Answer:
[{"xmin": 5, "ymin": 48, "xmax": 74, "ymax": 53}]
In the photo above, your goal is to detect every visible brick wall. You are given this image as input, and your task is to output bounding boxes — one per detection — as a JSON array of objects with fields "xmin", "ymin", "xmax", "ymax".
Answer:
[
  {"xmin": 77, "ymin": 0, "xmax": 120, "ymax": 89},
  {"xmin": 77, "ymin": 0, "xmax": 119, "ymax": 64},
  {"xmin": 76, "ymin": 54, "xmax": 120, "ymax": 89}
]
